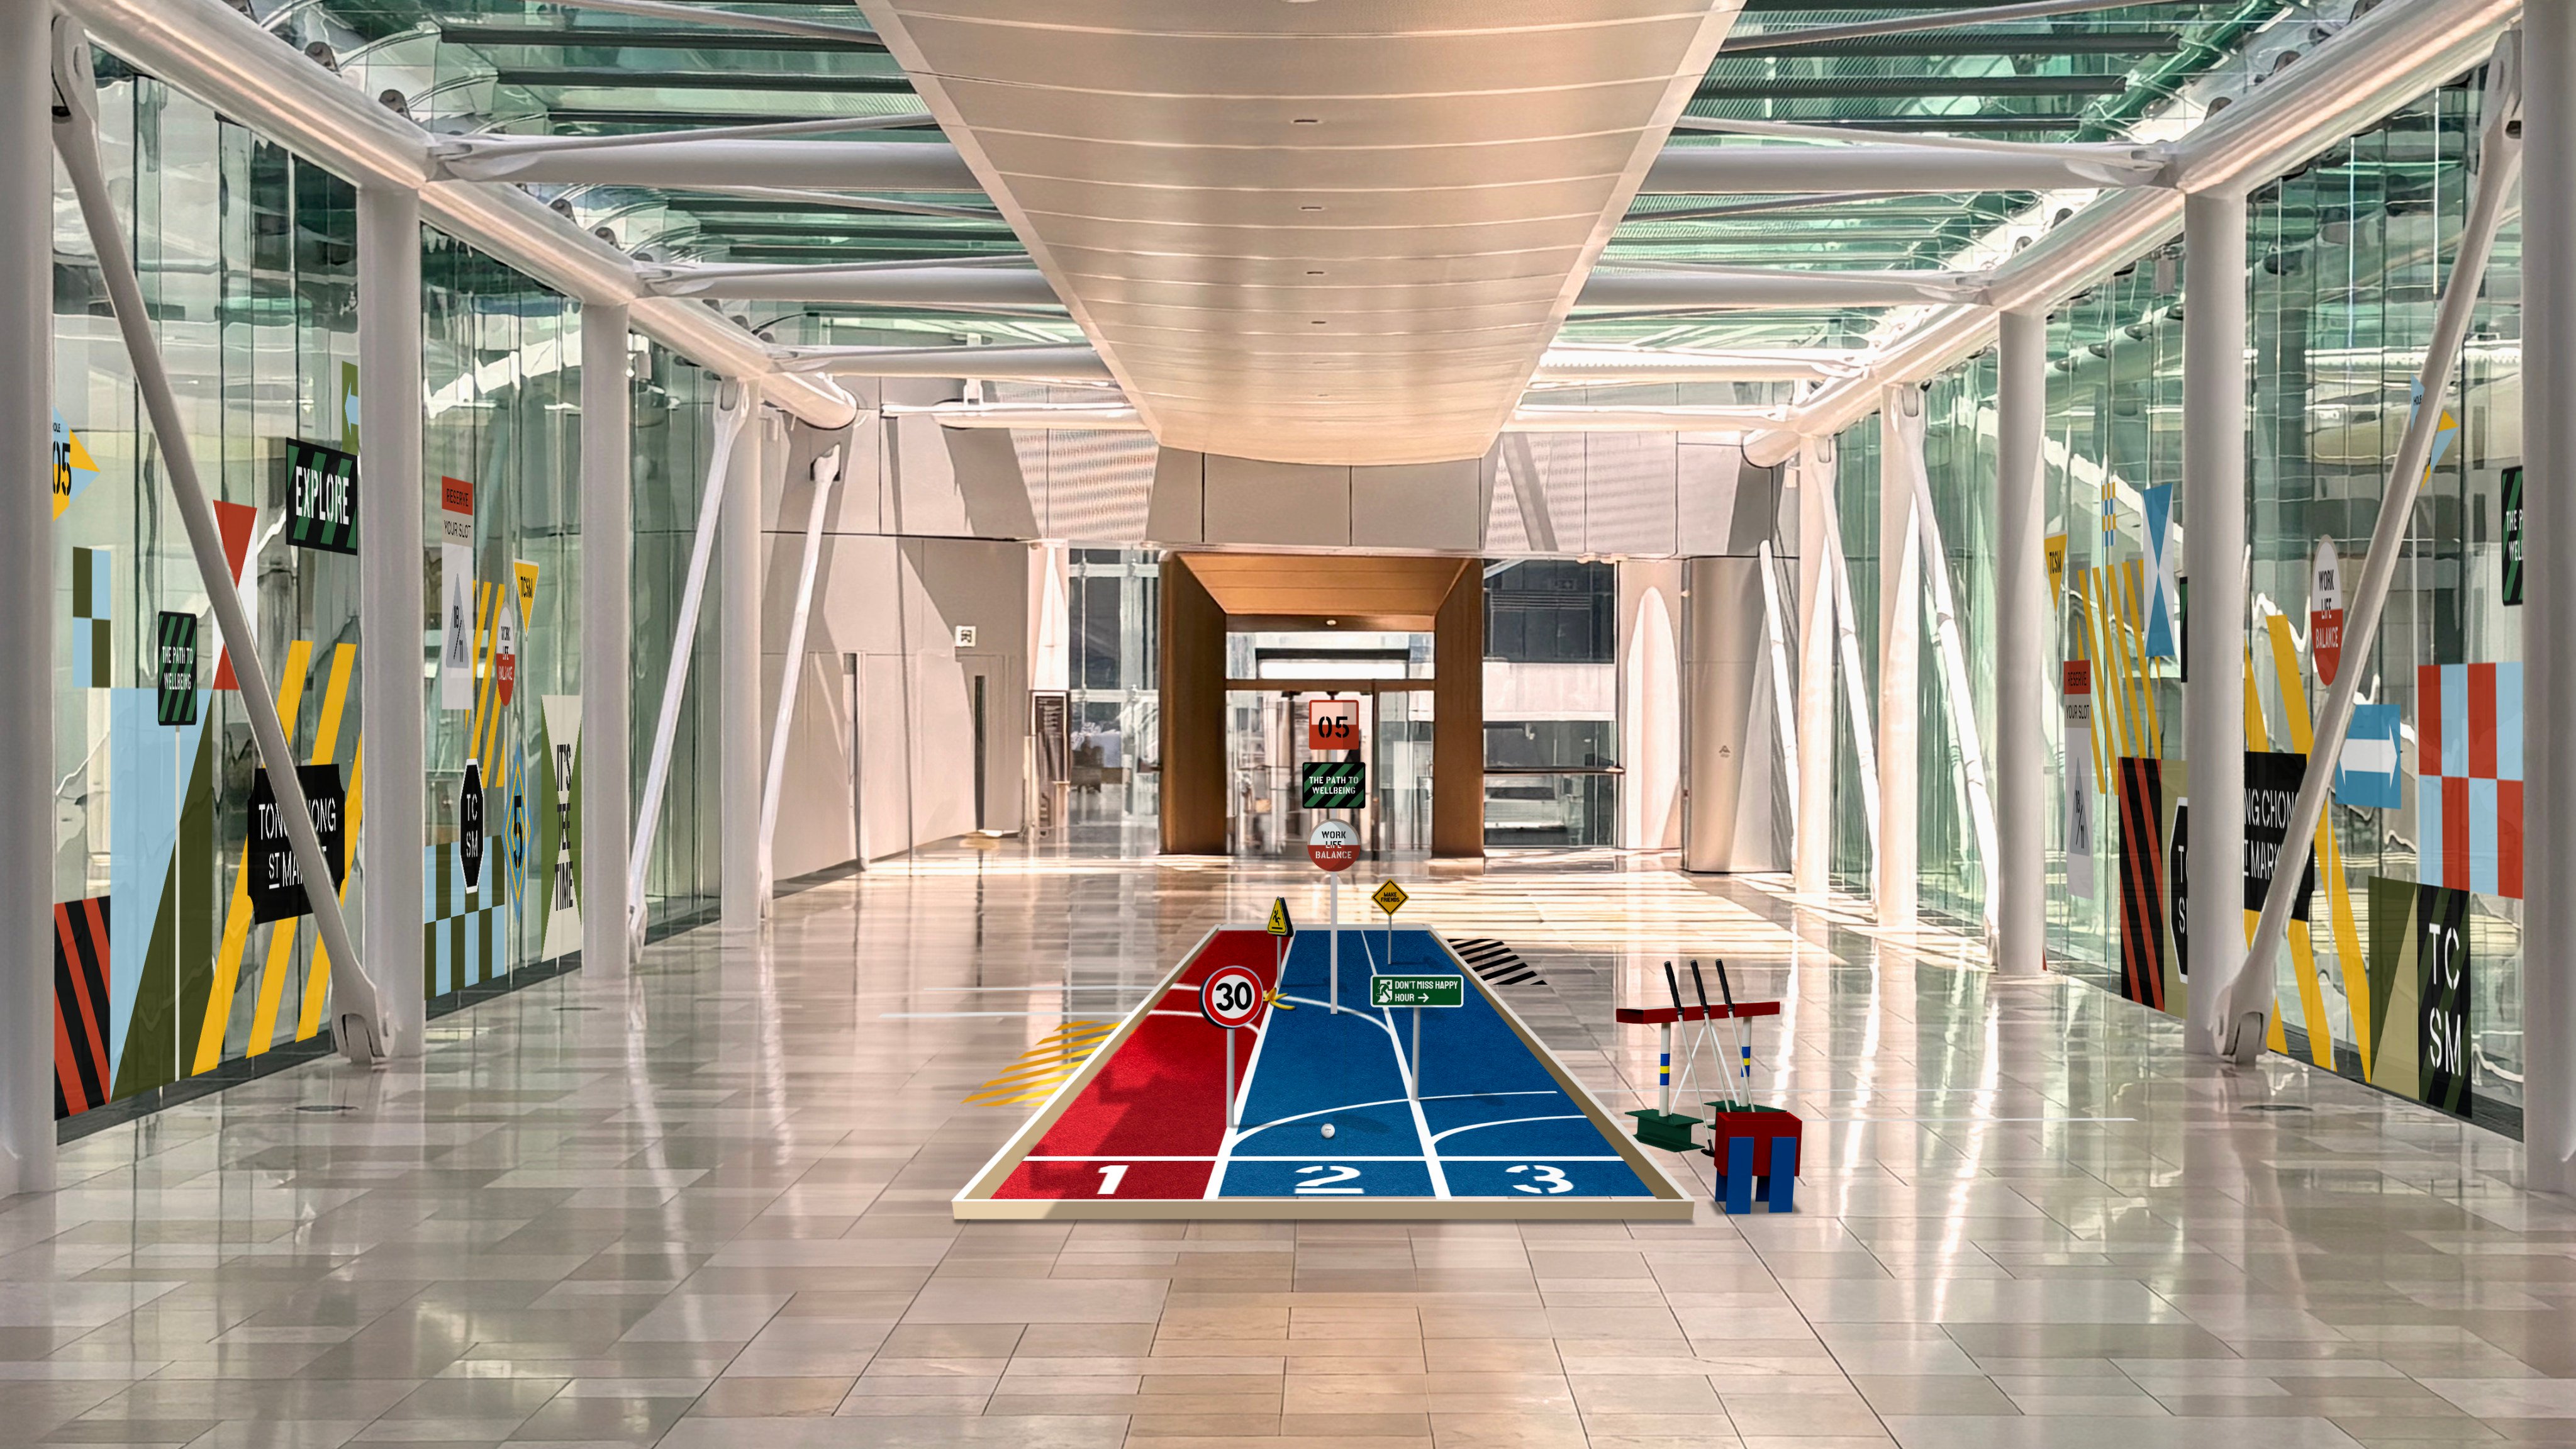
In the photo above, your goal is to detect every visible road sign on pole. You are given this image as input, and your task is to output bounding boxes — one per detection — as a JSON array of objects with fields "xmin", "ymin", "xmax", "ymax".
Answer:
[
  {"xmin": 1201, "ymin": 963, "xmax": 1265, "ymax": 1131},
  {"xmin": 1369, "ymin": 973, "xmax": 1462, "ymax": 1100},
  {"xmin": 1307, "ymin": 696, "xmax": 1360, "ymax": 752},
  {"xmin": 1311, "ymin": 821, "xmax": 1358, "ymax": 1012},
  {"xmin": 1266, "ymin": 898, "xmax": 1293, "ymax": 990},
  {"xmin": 1372, "ymin": 878, "xmax": 1406, "ymax": 969},
  {"xmin": 1368, "ymin": 974, "xmax": 1463, "ymax": 1009},
  {"xmin": 1307, "ymin": 819, "xmax": 1359, "ymax": 871},
  {"xmin": 1301, "ymin": 759, "xmax": 1366, "ymax": 809}
]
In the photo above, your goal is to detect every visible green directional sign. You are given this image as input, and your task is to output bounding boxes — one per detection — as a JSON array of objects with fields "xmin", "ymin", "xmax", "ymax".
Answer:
[
  {"xmin": 1370, "ymin": 974, "xmax": 1464, "ymax": 1009},
  {"xmin": 1302, "ymin": 758, "xmax": 1366, "ymax": 809}
]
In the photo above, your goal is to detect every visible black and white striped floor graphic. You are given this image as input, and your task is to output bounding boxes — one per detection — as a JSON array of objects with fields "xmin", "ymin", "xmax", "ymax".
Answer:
[{"xmin": 1448, "ymin": 937, "xmax": 1544, "ymax": 987}]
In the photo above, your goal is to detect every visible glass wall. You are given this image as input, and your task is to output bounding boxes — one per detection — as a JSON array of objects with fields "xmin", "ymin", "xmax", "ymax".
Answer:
[
  {"xmin": 418, "ymin": 230, "xmax": 589, "ymax": 999},
  {"xmin": 51, "ymin": 65, "xmax": 366, "ymax": 1120},
  {"xmin": 1832, "ymin": 71, "xmax": 2517, "ymax": 1133},
  {"xmin": 1485, "ymin": 560, "xmax": 1617, "ymax": 848},
  {"xmin": 1066, "ymin": 548, "xmax": 1159, "ymax": 842},
  {"xmin": 628, "ymin": 346, "xmax": 723, "ymax": 931},
  {"xmin": 47, "ymin": 59, "xmax": 635, "ymax": 1127}
]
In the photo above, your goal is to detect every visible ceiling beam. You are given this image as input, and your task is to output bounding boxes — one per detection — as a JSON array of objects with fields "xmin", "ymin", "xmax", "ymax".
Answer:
[
  {"xmin": 443, "ymin": 137, "xmax": 977, "ymax": 188},
  {"xmin": 452, "ymin": 132, "xmax": 2155, "ymax": 199},
  {"xmin": 493, "ymin": 67, "xmax": 916, "ymax": 94},
  {"xmin": 1578, "ymin": 268, "xmax": 1986, "ymax": 309},
  {"xmin": 67, "ymin": 0, "xmax": 859, "ymax": 430},
  {"xmin": 774, "ymin": 344, "xmax": 1112, "ymax": 379},
  {"xmin": 647, "ymin": 261, "xmax": 1995, "ymax": 313},
  {"xmin": 1642, "ymin": 142, "xmax": 2165, "ymax": 193},
  {"xmin": 645, "ymin": 262, "xmax": 1062, "ymax": 306}
]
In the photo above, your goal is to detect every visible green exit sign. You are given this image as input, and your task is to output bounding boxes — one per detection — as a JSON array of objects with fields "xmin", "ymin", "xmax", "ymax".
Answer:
[{"xmin": 1371, "ymin": 974, "xmax": 1464, "ymax": 1009}]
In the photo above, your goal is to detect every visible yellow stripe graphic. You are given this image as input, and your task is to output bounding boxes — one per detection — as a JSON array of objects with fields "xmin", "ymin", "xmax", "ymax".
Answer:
[
  {"xmin": 962, "ymin": 1022, "xmax": 1118, "ymax": 1107},
  {"xmin": 297, "ymin": 736, "xmax": 362, "ymax": 1044},
  {"xmin": 250, "ymin": 644, "xmax": 356, "ymax": 1056},
  {"xmin": 2077, "ymin": 569, "xmax": 2110, "ymax": 775},
  {"xmin": 2264, "ymin": 613, "xmax": 2370, "ymax": 1074},
  {"xmin": 2127, "ymin": 561, "xmax": 2164, "ymax": 758},
  {"xmin": 194, "ymin": 640, "xmax": 313, "ymax": 1075}
]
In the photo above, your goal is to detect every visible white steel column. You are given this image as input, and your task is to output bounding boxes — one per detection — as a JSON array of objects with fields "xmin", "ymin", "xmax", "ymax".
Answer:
[
  {"xmin": 1995, "ymin": 309, "xmax": 2051, "ymax": 975},
  {"xmin": 358, "ymin": 183, "xmax": 426, "ymax": 1053},
  {"xmin": 581, "ymin": 304, "xmax": 632, "ymax": 977},
  {"xmin": 2181, "ymin": 189, "xmax": 2250, "ymax": 1056},
  {"xmin": 2526, "ymin": 9, "xmax": 2576, "ymax": 1194},
  {"xmin": 1876, "ymin": 389, "xmax": 1924, "ymax": 927},
  {"xmin": 720, "ymin": 408, "xmax": 767, "ymax": 927},
  {"xmin": 0, "ymin": 0, "xmax": 53, "ymax": 1192},
  {"xmin": 1793, "ymin": 443, "xmax": 1836, "ymax": 895}
]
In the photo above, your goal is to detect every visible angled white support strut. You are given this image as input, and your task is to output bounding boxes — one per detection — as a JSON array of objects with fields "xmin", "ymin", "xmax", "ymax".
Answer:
[
  {"xmin": 50, "ymin": 18, "xmax": 386, "ymax": 1063},
  {"xmin": 628, "ymin": 383, "xmax": 756, "ymax": 940},
  {"xmin": 757, "ymin": 446, "xmax": 844, "ymax": 903},
  {"xmin": 2231, "ymin": 35, "xmax": 2524, "ymax": 1063}
]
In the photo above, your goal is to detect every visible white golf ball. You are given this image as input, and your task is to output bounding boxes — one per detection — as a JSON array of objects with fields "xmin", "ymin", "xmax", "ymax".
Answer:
[{"xmin": 1321, "ymin": 1123, "xmax": 1335, "ymax": 1139}]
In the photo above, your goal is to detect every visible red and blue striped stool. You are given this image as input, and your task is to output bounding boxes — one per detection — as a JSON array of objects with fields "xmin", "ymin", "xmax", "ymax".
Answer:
[{"xmin": 1703, "ymin": 1105, "xmax": 1801, "ymax": 1214}]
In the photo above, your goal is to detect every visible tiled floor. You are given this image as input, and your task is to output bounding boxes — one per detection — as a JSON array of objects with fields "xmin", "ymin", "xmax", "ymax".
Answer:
[{"xmin": 8, "ymin": 845, "xmax": 2561, "ymax": 1448}]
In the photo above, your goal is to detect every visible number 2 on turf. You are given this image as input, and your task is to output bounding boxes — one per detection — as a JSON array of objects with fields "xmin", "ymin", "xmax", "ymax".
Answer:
[
  {"xmin": 1294, "ymin": 1165, "xmax": 1363, "ymax": 1194},
  {"xmin": 1096, "ymin": 1165, "xmax": 1128, "ymax": 1195}
]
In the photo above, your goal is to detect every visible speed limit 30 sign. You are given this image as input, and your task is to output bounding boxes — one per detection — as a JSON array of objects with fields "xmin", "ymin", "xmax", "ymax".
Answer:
[
  {"xmin": 1200, "ymin": 965, "xmax": 1266, "ymax": 1031},
  {"xmin": 1307, "ymin": 697, "xmax": 1359, "ymax": 752}
]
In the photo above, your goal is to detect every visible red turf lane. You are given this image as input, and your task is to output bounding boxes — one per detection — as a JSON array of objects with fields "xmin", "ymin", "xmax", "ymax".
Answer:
[{"xmin": 994, "ymin": 928, "xmax": 1279, "ymax": 1200}]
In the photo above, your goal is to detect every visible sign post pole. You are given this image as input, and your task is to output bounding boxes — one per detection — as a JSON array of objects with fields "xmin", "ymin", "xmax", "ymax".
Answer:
[
  {"xmin": 1308, "ymin": 822, "xmax": 1360, "ymax": 1010},
  {"xmin": 1373, "ymin": 880, "xmax": 1406, "ymax": 968},
  {"xmin": 1200, "ymin": 963, "xmax": 1265, "ymax": 1134},
  {"xmin": 1368, "ymin": 970, "xmax": 1459, "ymax": 1103}
]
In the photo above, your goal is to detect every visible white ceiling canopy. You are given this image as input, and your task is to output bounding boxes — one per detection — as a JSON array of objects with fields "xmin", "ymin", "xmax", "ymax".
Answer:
[{"xmin": 854, "ymin": 0, "xmax": 1744, "ymax": 467}]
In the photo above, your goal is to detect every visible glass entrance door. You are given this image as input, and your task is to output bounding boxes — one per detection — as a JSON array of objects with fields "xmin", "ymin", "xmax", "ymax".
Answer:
[{"xmin": 1225, "ymin": 688, "xmax": 1434, "ymax": 858}]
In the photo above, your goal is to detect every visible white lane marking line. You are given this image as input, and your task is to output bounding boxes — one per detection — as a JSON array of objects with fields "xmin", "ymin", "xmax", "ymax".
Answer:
[
  {"xmin": 1361, "ymin": 930, "xmax": 1451, "ymax": 1199},
  {"xmin": 1025, "ymin": 1155, "xmax": 1627, "ymax": 1163},
  {"xmin": 1430, "ymin": 1113, "xmax": 1585, "ymax": 1144},
  {"xmin": 1208, "ymin": 946, "xmax": 1289, "ymax": 1200}
]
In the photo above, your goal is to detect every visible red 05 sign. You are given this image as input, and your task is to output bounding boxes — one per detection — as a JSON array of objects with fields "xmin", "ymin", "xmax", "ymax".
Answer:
[
  {"xmin": 1200, "ymin": 965, "xmax": 1266, "ymax": 1030},
  {"xmin": 1307, "ymin": 697, "xmax": 1359, "ymax": 752}
]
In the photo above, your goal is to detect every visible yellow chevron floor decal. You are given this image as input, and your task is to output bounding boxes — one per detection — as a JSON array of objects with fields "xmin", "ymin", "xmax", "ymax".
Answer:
[{"xmin": 963, "ymin": 1021, "xmax": 1117, "ymax": 1107}]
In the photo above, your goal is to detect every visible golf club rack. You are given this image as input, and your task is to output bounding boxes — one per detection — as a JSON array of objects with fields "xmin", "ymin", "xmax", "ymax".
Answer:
[{"xmin": 1617, "ymin": 959, "xmax": 1800, "ymax": 1214}]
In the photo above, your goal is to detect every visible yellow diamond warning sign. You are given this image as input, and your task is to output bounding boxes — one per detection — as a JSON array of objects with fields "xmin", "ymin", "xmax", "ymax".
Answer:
[{"xmin": 1372, "ymin": 880, "xmax": 1408, "ymax": 917}]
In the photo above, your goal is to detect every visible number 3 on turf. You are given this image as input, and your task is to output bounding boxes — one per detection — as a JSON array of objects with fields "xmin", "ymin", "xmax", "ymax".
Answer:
[
  {"xmin": 1507, "ymin": 1164, "xmax": 1571, "ymax": 1195},
  {"xmin": 1095, "ymin": 1165, "xmax": 1128, "ymax": 1195}
]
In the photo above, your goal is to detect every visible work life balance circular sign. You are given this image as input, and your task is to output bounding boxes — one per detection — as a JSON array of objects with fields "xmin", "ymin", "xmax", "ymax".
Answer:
[{"xmin": 1308, "ymin": 819, "xmax": 1361, "ymax": 872}]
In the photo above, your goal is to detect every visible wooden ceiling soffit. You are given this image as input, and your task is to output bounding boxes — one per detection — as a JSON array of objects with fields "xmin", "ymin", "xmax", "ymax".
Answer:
[{"xmin": 1173, "ymin": 554, "xmax": 1471, "ymax": 626}]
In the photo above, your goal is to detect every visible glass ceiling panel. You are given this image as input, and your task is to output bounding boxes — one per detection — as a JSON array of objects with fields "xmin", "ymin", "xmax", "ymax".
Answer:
[{"xmin": 246, "ymin": 0, "xmax": 2340, "ymax": 357}]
